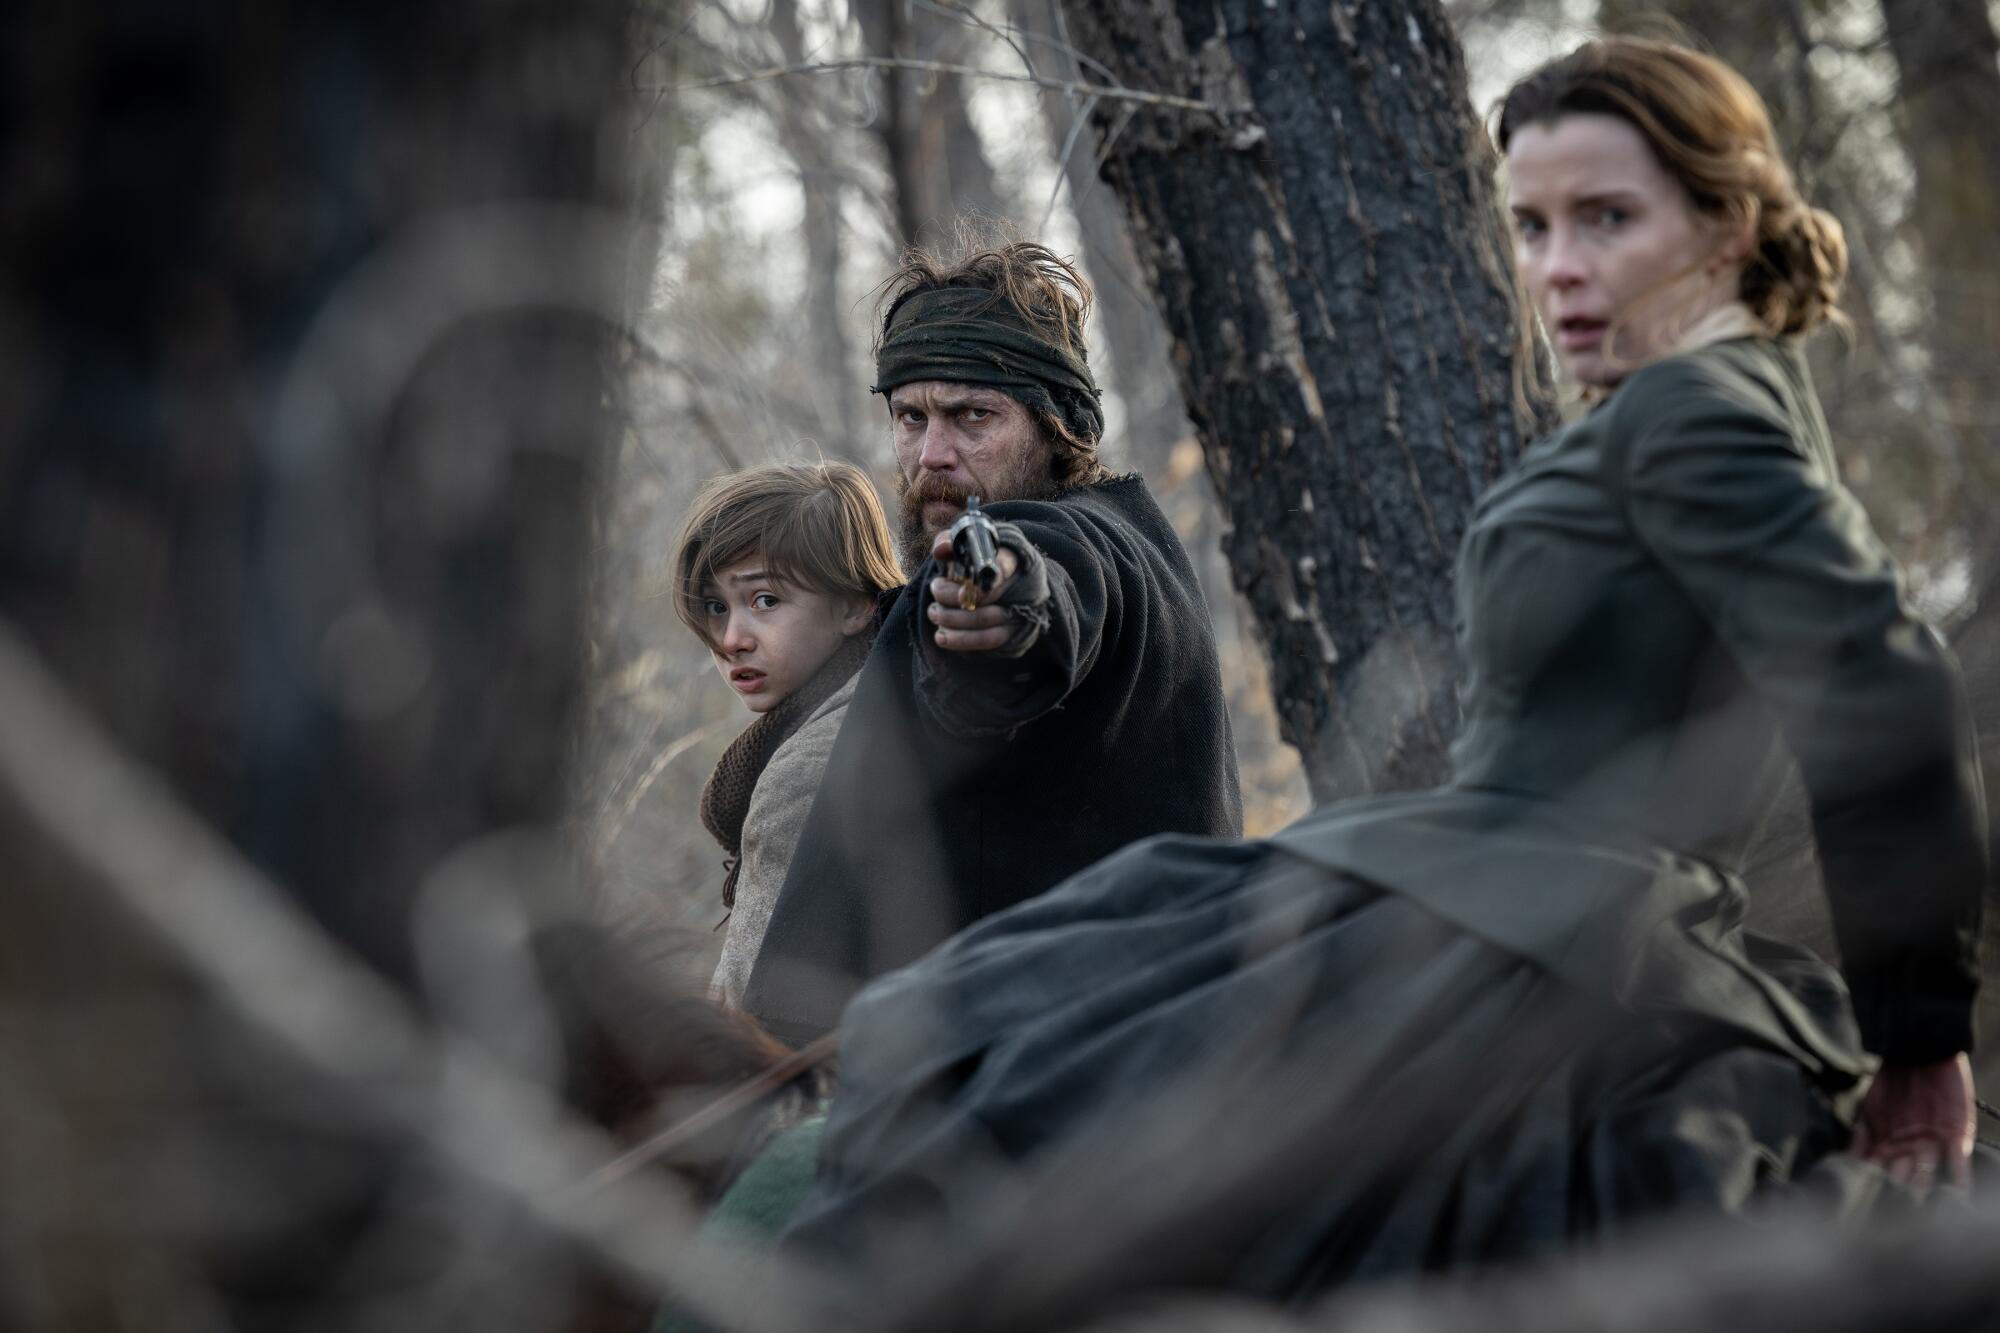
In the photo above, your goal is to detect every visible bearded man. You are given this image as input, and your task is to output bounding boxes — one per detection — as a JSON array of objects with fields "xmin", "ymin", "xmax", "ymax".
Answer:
[{"xmin": 739, "ymin": 240, "xmax": 1242, "ymax": 1044}]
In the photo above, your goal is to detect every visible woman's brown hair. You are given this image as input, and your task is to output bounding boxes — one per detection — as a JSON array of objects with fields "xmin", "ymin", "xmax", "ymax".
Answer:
[
  {"xmin": 671, "ymin": 461, "xmax": 904, "ymax": 648},
  {"xmin": 1496, "ymin": 35, "xmax": 1847, "ymax": 339}
]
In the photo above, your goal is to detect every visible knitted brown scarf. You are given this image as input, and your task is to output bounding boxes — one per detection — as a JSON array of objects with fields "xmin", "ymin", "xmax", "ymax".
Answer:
[{"xmin": 700, "ymin": 629, "xmax": 875, "ymax": 914}]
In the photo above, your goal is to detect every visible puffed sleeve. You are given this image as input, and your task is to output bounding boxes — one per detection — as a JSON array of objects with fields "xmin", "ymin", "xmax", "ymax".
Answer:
[{"xmin": 1617, "ymin": 350, "xmax": 1986, "ymax": 1062}]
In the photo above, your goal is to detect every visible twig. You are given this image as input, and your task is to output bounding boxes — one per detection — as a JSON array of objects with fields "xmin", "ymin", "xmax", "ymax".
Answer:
[
  {"xmin": 0, "ymin": 618, "xmax": 833, "ymax": 1333},
  {"xmin": 621, "ymin": 327, "xmax": 846, "ymax": 463},
  {"xmin": 917, "ymin": 0, "xmax": 1040, "ymax": 78},
  {"xmin": 1040, "ymin": 91, "xmax": 1101, "ymax": 234},
  {"xmin": 629, "ymin": 1, "xmax": 702, "ymax": 92},
  {"xmin": 598, "ymin": 713, "xmax": 733, "ymax": 853},
  {"xmin": 579, "ymin": 1031, "xmax": 842, "ymax": 1194},
  {"xmin": 1032, "ymin": 0, "xmax": 1124, "ymax": 87},
  {"xmin": 652, "ymin": 55, "xmax": 1227, "ymax": 116},
  {"xmin": 592, "ymin": 708, "xmax": 669, "ymax": 829},
  {"xmin": 1028, "ymin": 0, "xmax": 1146, "ymax": 253},
  {"xmin": 1084, "ymin": 100, "xmax": 1143, "ymax": 214},
  {"xmin": 630, "ymin": 4, "xmax": 704, "ymax": 135},
  {"xmin": 686, "ymin": 397, "xmax": 746, "ymax": 470}
]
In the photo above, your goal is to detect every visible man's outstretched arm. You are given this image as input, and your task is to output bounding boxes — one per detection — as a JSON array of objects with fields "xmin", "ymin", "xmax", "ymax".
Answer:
[{"xmin": 913, "ymin": 508, "xmax": 1114, "ymax": 736}]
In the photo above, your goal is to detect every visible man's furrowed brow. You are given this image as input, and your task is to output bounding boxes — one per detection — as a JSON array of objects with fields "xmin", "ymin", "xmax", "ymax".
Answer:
[{"xmin": 892, "ymin": 386, "xmax": 1009, "ymax": 412}]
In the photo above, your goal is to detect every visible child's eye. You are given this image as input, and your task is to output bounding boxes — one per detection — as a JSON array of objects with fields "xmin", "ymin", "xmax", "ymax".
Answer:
[
  {"xmin": 1514, "ymin": 215, "xmax": 1545, "ymax": 240},
  {"xmin": 702, "ymin": 598, "xmax": 727, "ymax": 617},
  {"xmin": 751, "ymin": 593, "xmax": 780, "ymax": 610},
  {"xmin": 1591, "ymin": 206, "xmax": 1628, "ymax": 228}
]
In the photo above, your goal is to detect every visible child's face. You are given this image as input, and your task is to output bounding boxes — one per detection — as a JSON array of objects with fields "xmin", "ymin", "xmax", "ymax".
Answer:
[{"xmin": 703, "ymin": 558, "xmax": 871, "ymax": 715}]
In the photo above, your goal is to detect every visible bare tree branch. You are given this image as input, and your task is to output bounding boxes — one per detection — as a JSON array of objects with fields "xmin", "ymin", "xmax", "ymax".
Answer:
[
  {"xmin": 917, "ymin": 0, "xmax": 1042, "ymax": 77},
  {"xmin": 0, "ymin": 618, "xmax": 832, "ymax": 1333},
  {"xmin": 1039, "ymin": 91, "xmax": 1100, "ymax": 232},
  {"xmin": 652, "ymin": 55, "xmax": 1231, "ymax": 115},
  {"xmin": 597, "ymin": 714, "xmax": 734, "ymax": 853}
]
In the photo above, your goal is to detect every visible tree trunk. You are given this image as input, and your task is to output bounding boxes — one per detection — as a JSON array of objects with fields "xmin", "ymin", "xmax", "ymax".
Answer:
[
  {"xmin": 1062, "ymin": 0, "xmax": 1551, "ymax": 802},
  {"xmin": 1011, "ymin": 0, "xmax": 1308, "ymax": 830},
  {"xmin": 854, "ymin": 0, "xmax": 1016, "ymax": 247},
  {"xmin": 1595, "ymin": 0, "xmax": 1821, "ymax": 175},
  {"xmin": 770, "ymin": 0, "xmax": 864, "ymax": 455},
  {"xmin": 1879, "ymin": 0, "xmax": 2000, "ymax": 578},
  {"xmin": 0, "ymin": 0, "xmax": 632, "ymax": 1325}
]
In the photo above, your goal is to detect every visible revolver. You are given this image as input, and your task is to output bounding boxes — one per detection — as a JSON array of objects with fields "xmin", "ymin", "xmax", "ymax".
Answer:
[{"xmin": 945, "ymin": 496, "xmax": 1003, "ymax": 611}]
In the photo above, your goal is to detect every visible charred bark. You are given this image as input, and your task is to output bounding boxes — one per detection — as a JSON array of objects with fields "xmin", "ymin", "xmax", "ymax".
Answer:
[{"xmin": 1063, "ymin": 0, "xmax": 1551, "ymax": 801}]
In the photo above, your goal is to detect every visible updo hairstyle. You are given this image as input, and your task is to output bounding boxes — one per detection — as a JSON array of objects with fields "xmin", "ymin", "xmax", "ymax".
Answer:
[{"xmin": 1497, "ymin": 36, "xmax": 1847, "ymax": 337}]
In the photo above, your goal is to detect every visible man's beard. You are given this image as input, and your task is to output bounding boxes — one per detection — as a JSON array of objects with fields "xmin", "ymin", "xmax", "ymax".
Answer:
[{"xmin": 896, "ymin": 464, "xmax": 1058, "ymax": 572}]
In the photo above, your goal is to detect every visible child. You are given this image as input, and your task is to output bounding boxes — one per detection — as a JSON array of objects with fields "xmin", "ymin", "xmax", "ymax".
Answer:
[{"xmin": 671, "ymin": 462, "xmax": 903, "ymax": 1006}]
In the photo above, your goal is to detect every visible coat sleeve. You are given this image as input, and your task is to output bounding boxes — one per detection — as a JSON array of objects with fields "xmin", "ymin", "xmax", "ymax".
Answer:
[
  {"xmin": 710, "ymin": 696, "xmax": 849, "ymax": 1006},
  {"xmin": 911, "ymin": 501, "xmax": 1122, "ymax": 738},
  {"xmin": 1617, "ymin": 358, "xmax": 1986, "ymax": 1062}
]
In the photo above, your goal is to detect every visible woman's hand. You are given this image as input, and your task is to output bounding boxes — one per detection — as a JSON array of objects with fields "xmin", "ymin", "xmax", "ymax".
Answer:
[{"xmin": 1852, "ymin": 1052, "xmax": 1975, "ymax": 1198}]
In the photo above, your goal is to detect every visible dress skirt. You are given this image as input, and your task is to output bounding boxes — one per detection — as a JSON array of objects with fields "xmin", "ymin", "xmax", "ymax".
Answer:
[{"xmin": 778, "ymin": 790, "xmax": 1902, "ymax": 1308}]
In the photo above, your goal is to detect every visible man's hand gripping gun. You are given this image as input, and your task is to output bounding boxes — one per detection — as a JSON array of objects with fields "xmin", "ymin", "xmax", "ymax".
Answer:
[{"xmin": 945, "ymin": 496, "xmax": 1003, "ymax": 611}]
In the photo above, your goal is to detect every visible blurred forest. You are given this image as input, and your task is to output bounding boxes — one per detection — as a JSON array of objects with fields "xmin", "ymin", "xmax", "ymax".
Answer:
[{"xmin": 5, "ymin": 0, "xmax": 2000, "ymax": 1330}]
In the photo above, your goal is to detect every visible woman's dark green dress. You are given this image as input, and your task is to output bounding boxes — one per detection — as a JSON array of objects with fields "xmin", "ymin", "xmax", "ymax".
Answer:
[{"xmin": 779, "ymin": 337, "xmax": 1988, "ymax": 1301}]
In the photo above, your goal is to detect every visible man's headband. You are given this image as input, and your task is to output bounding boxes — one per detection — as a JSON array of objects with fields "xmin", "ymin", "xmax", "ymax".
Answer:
[{"xmin": 871, "ymin": 286, "xmax": 1104, "ymax": 445}]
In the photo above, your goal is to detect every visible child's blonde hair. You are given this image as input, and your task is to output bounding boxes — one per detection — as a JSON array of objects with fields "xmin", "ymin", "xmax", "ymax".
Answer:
[{"xmin": 671, "ymin": 462, "xmax": 904, "ymax": 648}]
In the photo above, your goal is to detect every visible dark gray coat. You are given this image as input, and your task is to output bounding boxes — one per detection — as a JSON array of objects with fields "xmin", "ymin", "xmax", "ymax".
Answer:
[
  {"xmin": 773, "ymin": 339, "xmax": 1988, "ymax": 1315},
  {"xmin": 741, "ymin": 475, "xmax": 1242, "ymax": 1043}
]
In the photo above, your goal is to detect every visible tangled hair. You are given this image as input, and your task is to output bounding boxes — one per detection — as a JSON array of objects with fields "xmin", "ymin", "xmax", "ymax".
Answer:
[
  {"xmin": 1497, "ymin": 35, "xmax": 1846, "ymax": 338},
  {"xmin": 671, "ymin": 461, "xmax": 904, "ymax": 648},
  {"xmin": 873, "ymin": 230, "xmax": 1113, "ymax": 488}
]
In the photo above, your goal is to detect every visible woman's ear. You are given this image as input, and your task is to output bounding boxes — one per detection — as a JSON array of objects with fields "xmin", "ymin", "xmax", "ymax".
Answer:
[{"xmin": 1711, "ymin": 210, "xmax": 1756, "ymax": 271}]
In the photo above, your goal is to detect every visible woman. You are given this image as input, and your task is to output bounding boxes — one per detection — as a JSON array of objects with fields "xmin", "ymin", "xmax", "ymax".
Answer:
[{"xmin": 776, "ymin": 36, "xmax": 1988, "ymax": 1314}]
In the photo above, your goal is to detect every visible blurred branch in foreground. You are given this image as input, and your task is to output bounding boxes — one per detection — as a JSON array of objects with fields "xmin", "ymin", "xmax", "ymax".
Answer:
[
  {"xmin": 0, "ymin": 618, "xmax": 823, "ymax": 1333},
  {"xmin": 9, "ymin": 598, "xmax": 1998, "ymax": 1333},
  {"xmin": 1080, "ymin": 1185, "xmax": 2000, "ymax": 1333}
]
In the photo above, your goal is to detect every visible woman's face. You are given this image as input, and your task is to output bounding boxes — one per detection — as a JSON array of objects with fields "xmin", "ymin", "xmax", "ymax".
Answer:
[{"xmin": 1506, "ymin": 113, "xmax": 1741, "ymax": 387}]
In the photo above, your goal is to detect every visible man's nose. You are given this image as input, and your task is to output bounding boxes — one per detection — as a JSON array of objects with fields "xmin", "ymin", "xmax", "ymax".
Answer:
[{"xmin": 917, "ymin": 421, "xmax": 959, "ymax": 472}]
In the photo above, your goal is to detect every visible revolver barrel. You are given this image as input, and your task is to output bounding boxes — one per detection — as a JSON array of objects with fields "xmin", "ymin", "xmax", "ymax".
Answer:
[{"xmin": 946, "ymin": 496, "xmax": 1003, "ymax": 608}]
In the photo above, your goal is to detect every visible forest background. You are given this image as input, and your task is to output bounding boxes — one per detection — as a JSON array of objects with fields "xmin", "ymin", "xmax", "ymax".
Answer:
[
  {"xmin": 6, "ymin": 0, "xmax": 2000, "ymax": 1329},
  {"xmin": 595, "ymin": 0, "xmax": 2000, "ymax": 996}
]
